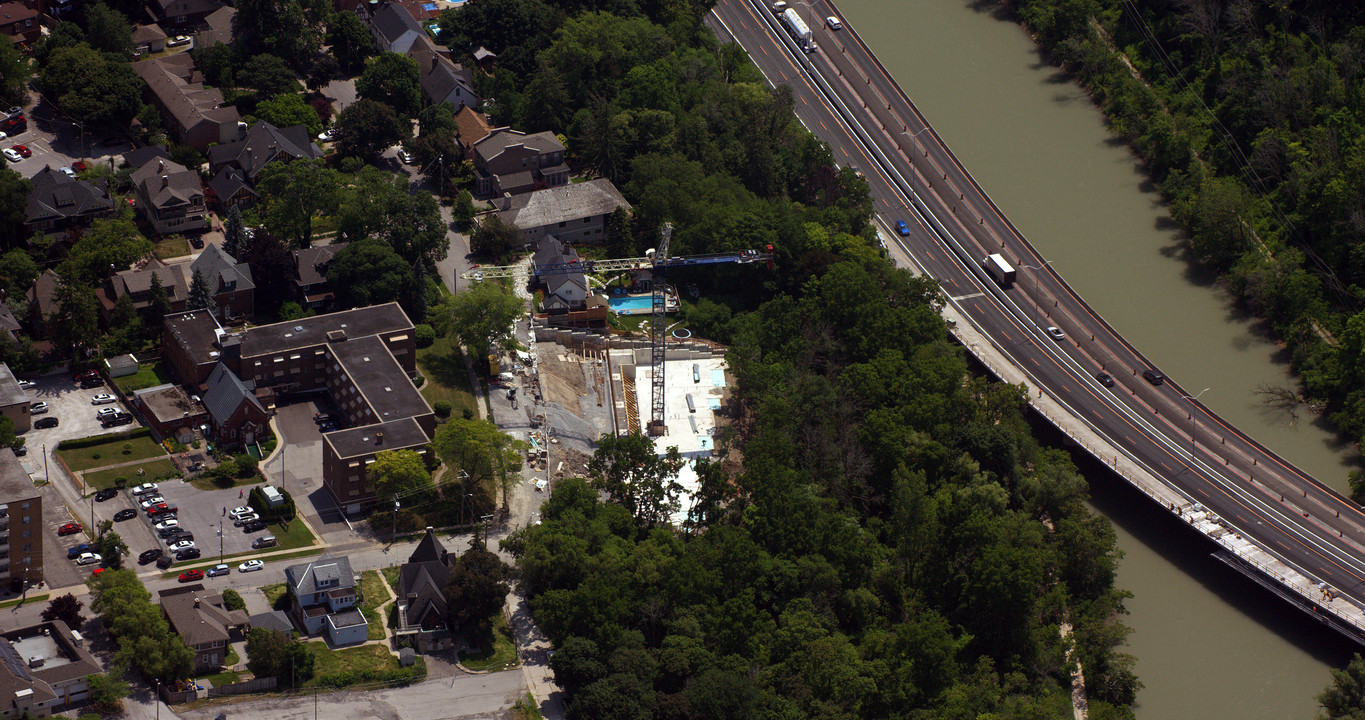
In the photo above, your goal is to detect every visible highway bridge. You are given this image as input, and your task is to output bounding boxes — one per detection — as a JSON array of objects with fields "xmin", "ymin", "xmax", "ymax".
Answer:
[{"xmin": 707, "ymin": 0, "xmax": 1365, "ymax": 643}]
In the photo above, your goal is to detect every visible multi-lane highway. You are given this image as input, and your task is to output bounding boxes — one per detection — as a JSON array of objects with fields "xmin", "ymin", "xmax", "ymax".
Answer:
[{"xmin": 709, "ymin": 0, "xmax": 1365, "ymax": 640}]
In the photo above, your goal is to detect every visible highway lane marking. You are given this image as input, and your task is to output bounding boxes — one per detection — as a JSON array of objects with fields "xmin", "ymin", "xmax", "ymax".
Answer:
[{"xmin": 949, "ymin": 293, "xmax": 983, "ymax": 301}]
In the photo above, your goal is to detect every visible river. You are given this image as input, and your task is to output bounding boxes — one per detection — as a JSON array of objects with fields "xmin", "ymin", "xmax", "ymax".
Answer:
[{"xmin": 830, "ymin": 0, "xmax": 1362, "ymax": 716}]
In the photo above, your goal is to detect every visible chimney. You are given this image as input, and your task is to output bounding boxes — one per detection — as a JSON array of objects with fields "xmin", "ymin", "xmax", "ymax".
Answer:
[
  {"xmin": 501, "ymin": 192, "xmax": 512, "ymax": 211},
  {"xmin": 161, "ymin": 175, "xmax": 169, "ymax": 189},
  {"xmin": 157, "ymin": 160, "xmax": 164, "ymax": 173},
  {"xmin": 193, "ymin": 597, "xmax": 200, "ymax": 608},
  {"xmin": 375, "ymin": 431, "xmax": 384, "ymax": 445}
]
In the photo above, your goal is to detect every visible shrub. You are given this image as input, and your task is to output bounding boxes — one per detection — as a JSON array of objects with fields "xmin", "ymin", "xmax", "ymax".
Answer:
[
  {"xmin": 215, "ymin": 458, "xmax": 239, "ymax": 478},
  {"xmin": 250, "ymin": 486, "xmax": 296, "ymax": 522},
  {"xmin": 221, "ymin": 589, "xmax": 246, "ymax": 611},
  {"xmin": 234, "ymin": 453, "xmax": 259, "ymax": 478},
  {"xmin": 121, "ymin": 442, "xmax": 132, "ymax": 455},
  {"xmin": 114, "ymin": 476, "xmax": 128, "ymax": 488},
  {"xmin": 56, "ymin": 427, "xmax": 151, "ymax": 450},
  {"xmin": 461, "ymin": 408, "xmax": 474, "ymax": 420},
  {"xmin": 414, "ymin": 323, "xmax": 436, "ymax": 348},
  {"xmin": 433, "ymin": 400, "xmax": 452, "ymax": 419}
]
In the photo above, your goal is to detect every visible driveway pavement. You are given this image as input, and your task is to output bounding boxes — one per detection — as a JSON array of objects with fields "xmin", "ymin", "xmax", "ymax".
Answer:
[
  {"xmin": 152, "ymin": 481, "xmax": 274, "ymax": 563},
  {"xmin": 262, "ymin": 399, "xmax": 354, "ymax": 535},
  {"xmin": 8, "ymin": 96, "xmax": 132, "ymax": 179},
  {"xmin": 21, "ymin": 372, "xmax": 129, "ymax": 462},
  {"xmin": 322, "ymin": 77, "xmax": 358, "ymax": 115}
]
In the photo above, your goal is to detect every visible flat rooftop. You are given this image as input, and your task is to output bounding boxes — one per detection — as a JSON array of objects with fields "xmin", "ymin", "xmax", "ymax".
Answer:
[
  {"xmin": 164, "ymin": 310, "xmax": 224, "ymax": 367},
  {"xmin": 8, "ymin": 634, "xmax": 70, "ymax": 672},
  {"xmin": 135, "ymin": 385, "xmax": 204, "ymax": 424},
  {"xmin": 0, "ymin": 362, "xmax": 26, "ymax": 408},
  {"xmin": 630, "ymin": 354, "xmax": 728, "ymax": 523},
  {"xmin": 330, "ymin": 336, "xmax": 431, "ymax": 423},
  {"xmin": 324, "ymin": 417, "xmax": 428, "ymax": 460},
  {"xmin": 242, "ymin": 303, "xmax": 411, "ymax": 359},
  {"xmin": 0, "ymin": 449, "xmax": 36, "ymax": 501}
]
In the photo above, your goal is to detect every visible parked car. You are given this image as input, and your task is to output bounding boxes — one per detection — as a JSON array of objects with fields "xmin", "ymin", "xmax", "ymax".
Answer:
[
  {"xmin": 2, "ymin": 148, "xmax": 20, "ymax": 163},
  {"xmin": 397, "ymin": 149, "xmax": 414, "ymax": 164},
  {"xmin": 102, "ymin": 412, "xmax": 134, "ymax": 427},
  {"xmin": 91, "ymin": 393, "xmax": 116, "ymax": 405},
  {"xmin": 154, "ymin": 519, "xmax": 180, "ymax": 532},
  {"xmin": 79, "ymin": 377, "xmax": 103, "ymax": 389},
  {"xmin": 229, "ymin": 506, "xmax": 254, "ymax": 520},
  {"xmin": 156, "ymin": 554, "xmax": 175, "ymax": 569},
  {"xmin": 167, "ymin": 540, "xmax": 195, "ymax": 553},
  {"xmin": 16, "ymin": 379, "xmax": 34, "ymax": 388},
  {"xmin": 59, "ymin": 167, "xmax": 76, "ymax": 177},
  {"xmin": 139, "ymin": 495, "xmax": 166, "ymax": 509},
  {"xmin": 12, "ymin": 144, "xmax": 31, "ymax": 158},
  {"xmin": 238, "ymin": 559, "xmax": 264, "ymax": 573},
  {"xmin": 232, "ymin": 513, "xmax": 259, "ymax": 526},
  {"xmin": 34, "ymin": 417, "xmax": 58, "ymax": 429},
  {"xmin": 167, "ymin": 35, "xmax": 191, "ymax": 47},
  {"xmin": 96, "ymin": 407, "xmax": 119, "ymax": 418},
  {"xmin": 138, "ymin": 549, "xmax": 163, "ymax": 564},
  {"xmin": 145, "ymin": 502, "xmax": 169, "ymax": 515},
  {"xmin": 251, "ymin": 535, "xmax": 277, "ymax": 549},
  {"xmin": 71, "ymin": 161, "xmax": 87, "ymax": 172},
  {"xmin": 113, "ymin": 509, "xmax": 137, "ymax": 521},
  {"xmin": 29, "ymin": 401, "xmax": 47, "ymax": 414},
  {"xmin": 207, "ymin": 564, "xmax": 231, "ymax": 577},
  {"xmin": 131, "ymin": 482, "xmax": 159, "ymax": 496},
  {"xmin": 94, "ymin": 488, "xmax": 118, "ymax": 502},
  {"xmin": 74, "ymin": 369, "xmax": 99, "ymax": 381},
  {"xmin": 317, "ymin": 128, "xmax": 336, "ymax": 142},
  {"xmin": 66, "ymin": 543, "xmax": 94, "ymax": 559},
  {"xmin": 178, "ymin": 569, "xmax": 204, "ymax": 582},
  {"xmin": 57, "ymin": 522, "xmax": 82, "ymax": 536},
  {"xmin": 165, "ymin": 530, "xmax": 193, "ymax": 543},
  {"xmin": 242, "ymin": 519, "xmax": 267, "ymax": 533},
  {"xmin": 75, "ymin": 552, "xmax": 102, "ymax": 566},
  {"xmin": 174, "ymin": 548, "xmax": 201, "ymax": 561},
  {"xmin": 12, "ymin": 446, "xmax": 25, "ymax": 456}
]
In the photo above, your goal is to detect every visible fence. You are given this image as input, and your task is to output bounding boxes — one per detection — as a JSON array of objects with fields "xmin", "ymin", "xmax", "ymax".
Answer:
[{"xmin": 207, "ymin": 676, "xmax": 277, "ymax": 697}]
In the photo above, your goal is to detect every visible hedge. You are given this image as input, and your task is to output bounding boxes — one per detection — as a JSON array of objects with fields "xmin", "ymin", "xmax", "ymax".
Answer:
[
  {"xmin": 56, "ymin": 427, "xmax": 152, "ymax": 450},
  {"xmin": 249, "ymin": 486, "xmax": 296, "ymax": 522},
  {"xmin": 312, "ymin": 660, "xmax": 426, "ymax": 689}
]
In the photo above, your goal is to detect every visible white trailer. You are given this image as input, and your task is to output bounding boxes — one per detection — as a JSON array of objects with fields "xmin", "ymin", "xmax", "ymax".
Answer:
[
  {"xmin": 982, "ymin": 253, "xmax": 1016, "ymax": 287},
  {"xmin": 781, "ymin": 8, "xmax": 815, "ymax": 53}
]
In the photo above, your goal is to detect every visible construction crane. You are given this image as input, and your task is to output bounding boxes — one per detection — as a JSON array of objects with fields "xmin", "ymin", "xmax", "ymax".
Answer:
[{"xmin": 464, "ymin": 225, "xmax": 773, "ymax": 435}]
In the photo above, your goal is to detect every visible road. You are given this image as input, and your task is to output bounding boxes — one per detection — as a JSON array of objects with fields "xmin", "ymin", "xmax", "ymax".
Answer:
[{"xmin": 709, "ymin": 0, "xmax": 1365, "ymax": 636}]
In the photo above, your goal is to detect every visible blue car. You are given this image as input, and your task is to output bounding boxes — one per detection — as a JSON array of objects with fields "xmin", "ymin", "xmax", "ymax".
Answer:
[
  {"xmin": 895, "ymin": 220, "xmax": 910, "ymax": 236},
  {"xmin": 67, "ymin": 543, "xmax": 94, "ymax": 559}
]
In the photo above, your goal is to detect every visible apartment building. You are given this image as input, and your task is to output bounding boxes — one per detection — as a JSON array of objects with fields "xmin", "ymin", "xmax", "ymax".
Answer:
[{"xmin": 0, "ymin": 449, "xmax": 41, "ymax": 592}]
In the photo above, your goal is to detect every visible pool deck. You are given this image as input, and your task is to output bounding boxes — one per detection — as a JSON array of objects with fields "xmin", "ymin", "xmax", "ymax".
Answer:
[{"xmin": 609, "ymin": 291, "xmax": 679, "ymax": 316}]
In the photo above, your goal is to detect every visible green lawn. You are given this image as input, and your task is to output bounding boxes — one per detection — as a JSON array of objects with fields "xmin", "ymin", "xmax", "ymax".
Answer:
[
  {"xmin": 154, "ymin": 236, "xmax": 190, "ymax": 260},
  {"xmin": 359, "ymin": 570, "xmax": 389, "ymax": 641},
  {"xmin": 82, "ymin": 458, "xmax": 179, "ymax": 490},
  {"xmin": 198, "ymin": 670, "xmax": 241, "ymax": 686},
  {"xmin": 381, "ymin": 566, "xmax": 400, "ymax": 593},
  {"xmin": 416, "ymin": 335, "xmax": 479, "ymax": 419},
  {"xmin": 59, "ymin": 435, "xmax": 168, "ymax": 473},
  {"xmin": 269, "ymin": 517, "xmax": 317, "ymax": 551},
  {"xmin": 260, "ymin": 583, "xmax": 288, "ymax": 610},
  {"xmin": 512, "ymin": 693, "xmax": 545, "ymax": 720},
  {"xmin": 458, "ymin": 613, "xmax": 519, "ymax": 672},
  {"xmin": 303, "ymin": 642, "xmax": 423, "ymax": 687},
  {"xmin": 112, "ymin": 362, "xmax": 173, "ymax": 394},
  {"xmin": 0, "ymin": 594, "xmax": 47, "ymax": 610}
]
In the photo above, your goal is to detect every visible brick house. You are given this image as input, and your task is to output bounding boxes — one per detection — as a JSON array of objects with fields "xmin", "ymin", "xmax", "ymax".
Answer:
[
  {"xmin": 202, "ymin": 362, "xmax": 270, "ymax": 446},
  {"xmin": 158, "ymin": 585, "xmax": 248, "ymax": 672},
  {"xmin": 133, "ymin": 54, "xmax": 241, "ymax": 151},
  {"xmin": 471, "ymin": 129, "xmax": 568, "ymax": 196}
]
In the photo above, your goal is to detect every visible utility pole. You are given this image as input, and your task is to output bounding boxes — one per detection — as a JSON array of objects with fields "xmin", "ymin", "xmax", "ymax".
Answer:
[
  {"xmin": 390, "ymin": 495, "xmax": 400, "ymax": 546},
  {"xmin": 43, "ymin": 444, "xmax": 48, "ymax": 484},
  {"xmin": 218, "ymin": 515, "xmax": 224, "ymax": 564}
]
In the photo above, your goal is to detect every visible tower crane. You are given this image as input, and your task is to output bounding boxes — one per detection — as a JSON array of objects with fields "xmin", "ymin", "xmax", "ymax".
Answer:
[{"xmin": 463, "ymin": 224, "xmax": 773, "ymax": 435}]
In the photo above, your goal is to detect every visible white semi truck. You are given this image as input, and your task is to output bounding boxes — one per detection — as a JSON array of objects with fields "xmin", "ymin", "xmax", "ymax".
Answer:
[
  {"xmin": 775, "ymin": 5, "xmax": 815, "ymax": 52},
  {"xmin": 982, "ymin": 253, "xmax": 1016, "ymax": 287}
]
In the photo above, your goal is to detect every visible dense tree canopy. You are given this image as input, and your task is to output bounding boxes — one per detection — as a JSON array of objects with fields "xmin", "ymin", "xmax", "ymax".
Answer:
[
  {"xmin": 38, "ymin": 44, "xmax": 141, "ymax": 127},
  {"xmin": 256, "ymin": 159, "xmax": 343, "ymax": 248},
  {"xmin": 334, "ymin": 98, "xmax": 409, "ymax": 161},
  {"xmin": 356, "ymin": 52, "xmax": 422, "ymax": 118},
  {"xmin": 232, "ymin": 0, "xmax": 327, "ymax": 71},
  {"xmin": 254, "ymin": 92, "xmax": 323, "ymax": 136},
  {"xmin": 327, "ymin": 11, "xmax": 376, "ymax": 73},
  {"xmin": 327, "ymin": 237, "xmax": 418, "ymax": 314}
]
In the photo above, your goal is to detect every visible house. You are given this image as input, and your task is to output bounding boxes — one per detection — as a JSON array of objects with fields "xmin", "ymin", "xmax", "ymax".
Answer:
[
  {"xmin": 132, "ymin": 156, "xmax": 207, "ymax": 236},
  {"xmin": 25, "ymin": 270, "xmax": 59, "ymax": 339},
  {"xmin": 453, "ymin": 105, "xmax": 492, "ymax": 155},
  {"xmin": 0, "ymin": 362, "xmax": 29, "ymax": 433},
  {"xmin": 133, "ymin": 54, "xmax": 242, "ymax": 151},
  {"xmin": 0, "ymin": 449, "xmax": 42, "ymax": 591},
  {"xmin": 122, "ymin": 145, "xmax": 174, "ymax": 171},
  {"xmin": 492, "ymin": 177, "xmax": 631, "ymax": 244},
  {"xmin": 0, "ymin": 620, "xmax": 102, "ymax": 716},
  {"xmin": 95, "ymin": 262, "xmax": 189, "ymax": 321},
  {"xmin": 472, "ymin": 46, "xmax": 496, "ymax": 72},
  {"xmin": 367, "ymin": 2, "xmax": 425, "ymax": 55},
  {"xmin": 207, "ymin": 122, "xmax": 323, "ymax": 183},
  {"xmin": 247, "ymin": 610, "xmax": 294, "ymax": 637},
  {"xmin": 0, "ymin": 304, "xmax": 19, "ymax": 344},
  {"xmin": 132, "ymin": 23, "xmax": 168, "ymax": 55},
  {"xmin": 284, "ymin": 555, "xmax": 367, "ymax": 646},
  {"xmin": 471, "ymin": 129, "xmax": 568, "ymax": 196},
  {"xmin": 190, "ymin": 244, "xmax": 254, "ymax": 319},
  {"xmin": 23, "ymin": 167, "xmax": 114, "ymax": 232},
  {"xmin": 202, "ymin": 362, "xmax": 269, "ymax": 446},
  {"xmin": 292, "ymin": 243, "xmax": 347, "ymax": 310},
  {"xmin": 532, "ymin": 236, "xmax": 588, "ymax": 312},
  {"xmin": 147, "ymin": 0, "xmax": 223, "ymax": 30},
  {"xmin": 407, "ymin": 36, "xmax": 480, "ymax": 110},
  {"xmin": 394, "ymin": 526, "xmax": 454, "ymax": 651},
  {"xmin": 206, "ymin": 166, "xmax": 256, "ymax": 210},
  {"xmin": 133, "ymin": 384, "xmax": 205, "ymax": 443},
  {"xmin": 0, "ymin": 2, "xmax": 39, "ymax": 45},
  {"xmin": 194, "ymin": 5, "xmax": 235, "ymax": 47},
  {"xmin": 158, "ymin": 585, "xmax": 248, "ymax": 672},
  {"xmin": 162, "ymin": 309, "xmax": 226, "ymax": 386}
]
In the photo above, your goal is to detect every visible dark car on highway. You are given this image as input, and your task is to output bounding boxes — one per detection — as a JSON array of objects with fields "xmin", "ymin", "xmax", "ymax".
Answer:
[
  {"xmin": 113, "ymin": 508, "xmax": 137, "ymax": 521},
  {"xmin": 1095, "ymin": 372, "xmax": 1115, "ymax": 388},
  {"xmin": 94, "ymin": 488, "xmax": 118, "ymax": 501},
  {"xmin": 34, "ymin": 417, "xmax": 58, "ymax": 429},
  {"xmin": 138, "ymin": 549, "xmax": 163, "ymax": 565}
]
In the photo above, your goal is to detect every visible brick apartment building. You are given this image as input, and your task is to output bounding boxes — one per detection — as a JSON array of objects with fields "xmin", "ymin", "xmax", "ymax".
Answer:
[{"xmin": 0, "ymin": 449, "xmax": 42, "ymax": 592}]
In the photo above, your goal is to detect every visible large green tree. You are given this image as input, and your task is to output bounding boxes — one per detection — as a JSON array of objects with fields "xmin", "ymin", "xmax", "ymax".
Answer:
[
  {"xmin": 327, "ymin": 11, "xmax": 375, "ymax": 73},
  {"xmin": 67, "ymin": 213, "xmax": 153, "ymax": 282},
  {"xmin": 253, "ymin": 93, "xmax": 323, "ymax": 136},
  {"xmin": 0, "ymin": 169, "xmax": 28, "ymax": 251},
  {"xmin": 368, "ymin": 449, "xmax": 434, "ymax": 501},
  {"xmin": 356, "ymin": 52, "xmax": 422, "ymax": 118},
  {"xmin": 237, "ymin": 54, "xmax": 298, "ymax": 99},
  {"xmin": 432, "ymin": 417, "xmax": 525, "ymax": 511},
  {"xmin": 586, "ymin": 431, "xmax": 684, "ymax": 528},
  {"xmin": 187, "ymin": 268, "xmax": 216, "ymax": 313},
  {"xmin": 232, "ymin": 0, "xmax": 327, "ymax": 72},
  {"xmin": 47, "ymin": 267, "xmax": 100, "ymax": 360},
  {"xmin": 38, "ymin": 44, "xmax": 142, "ymax": 127},
  {"xmin": 326, "ymin": 237, "xmax": 416, "ymax": 312},
  {"xmin": 255, "ymin": 159, "xmax": 343, "ymax": 248},
  {"xmin": 244, "ymin": 627, "xmax": 315, "ymax": 687},
  {"xmin": 443, "ymin": 543, "xmax": 511, "ymax": 645},
  {"xmin": 83, "ymin": 2, "xmax": 134, "ymax": 56},
  {"xmin": 433, "ymin": 281, "xmax": 523, "ymax": 364},
  {"xmin": 0, "ymin": 40, "xmax": 32, "ymax": 106},
  {"xmin": 468, "ymin": 214, "xmax": 522, "ymax": 263},
  {"xmin": 40, "ymin": 593, "xmax": 85, "ymax": 629},
  {"xmin": 337, "ymin": 167, "xmax": 448, "ymax": 269},
  {"xmin": 334, "ymin": 98, "xmax": 409, "ymax": 161}
]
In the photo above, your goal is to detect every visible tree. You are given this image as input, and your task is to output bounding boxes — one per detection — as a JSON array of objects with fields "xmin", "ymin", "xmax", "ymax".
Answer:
[
  {"xmin": 334, "ymin": 98, "xmax": 409, "ymax": 161},
  {"xmin": 41, "ymin": 593, "xmax": 85, "ymax": 629},
  {"xmin": 1321, "ymin": 654, "xmax": 1365, "ymax": 719},
  {"xmin": 431, "ymin": 417, "xmax": 525, "ymax": 511},
  {"xmin": 469, "ymin": 215, "xmax": 522, "ymax": 263},
  {"xmin": 451, "ymin": 190, "xmax": 476, "ymax": 224},
  {"xmin": 186, "ymin": 268, "xmax": 216, "ymax": 313},
  {"xmin": 336, "ymin": 167, "xmax": 448, "ymax": 270},
  {"xmin": 255, "ymin": 159, "xmax": 343, "ymax": 248},
  {"xmin": 0, "ymin": 416, "xmax": 15, "ymax": 450},
  {"xmin": 242, "ymin": 231, "xmax": 296, "ymax": 317},
  {"xmin": 0, "ymin": 168, "xmax": 29, "ymax": 251},
  {"xmin": 147, "ymin": 270, "xmax": 172, "ymax": 324},
  {"xmin": 48, "ymin": 267, "xmax": 100, "ymax": 360},
  {"xmin": 192, "ymin": 41, "xmax": 238, "ymax": 88},
  {"xmin": 327, "ymin": 237, "xmax": 416, "ymax": 312},
  {"xmin": 245, "ymin": 627, "xmax": 314, "ymax": 687},
  {"xmin": 254, "ymin": 93, "xmax": 323, "ymax": 136},
  {"xmin": 327, "ymin": 10, "xmax": 375, "ymax": 73},
  {"xmin": 94, "ymin": 531, "xmax": 128, "ymax": 570},
  {"xmin": 222, "ymin": 205, "xmax": 248, "ymax": 258},
  {"xmin": 368, "ymin": 449, "xmax": 434, "ymax": 499},
  {"xmin": 84, "ymin": 2, "xmax": 134, "ymax": 57},
  {"xmin": 67, "ymin": 213, "xmax": 153, "ymax": 282},
  {"xmin": 33, "ymin": 22, "xmax": 84, "ymax": 66},
  {"xmin": 220, "ymin": 588, "xmax": 246, "ymax": 611},
  {"xmin": 587, "ymin": 431, "xmax": 685, "ymax": 528},
  {"xmin": 232, "ymin": 0, "xmax": 326, "ymax": 72},
  {"xmin": 357, "ymin": 52, "xmax": 422, "ymax": 118},
  {"xmin": 237, "ymin": 54, "xmax": 297, "ymax": 98},
  {"xmin": 278, "ymin": 301, "xmax": 313, "ymax": 321},
  {"xmin": 38, "ymin": 44, "xmax": 142, "ymax": 127},
  {"xmin": 434, "ymin": 281, "xmax": 523, "ymax": 365},
  {"xmin": 0, "ymin": 40, "xmax": 32, "ymax": 107},
  {"xmin": 0, "ymin": 248, "xmax": 36, "ymax": 301},
  {"xmin": 443, "ymin": 542, "xmax": 511, "ymax": 644},
  {"xmin": 86, "ymin": 670, "xmax": 130, "ymax": 713}
]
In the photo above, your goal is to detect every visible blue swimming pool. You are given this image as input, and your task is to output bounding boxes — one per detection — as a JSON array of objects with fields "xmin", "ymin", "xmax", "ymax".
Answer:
[{"xmin": 609, "ymin": 296, "xmax": 654, "ymax": 312}]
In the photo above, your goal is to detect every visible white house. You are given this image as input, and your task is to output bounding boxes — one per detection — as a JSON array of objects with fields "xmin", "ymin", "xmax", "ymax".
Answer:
[{"xmin": 284, "ymin": 554, "xmax": 367, "ymax": 646}]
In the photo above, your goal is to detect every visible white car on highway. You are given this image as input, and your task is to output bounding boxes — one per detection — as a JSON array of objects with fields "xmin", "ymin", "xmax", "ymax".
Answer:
[
  {"xmin": 238, "ymin": 560, "xmax": 264, "ymax": 573},
  {"xmin": 91, "ymin": 393, "xmax": 116, "ymax": 405}
]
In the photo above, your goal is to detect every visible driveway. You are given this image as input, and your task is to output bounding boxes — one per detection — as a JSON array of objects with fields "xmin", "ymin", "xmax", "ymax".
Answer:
[
  {"xmin": 262, "ymin": 400, "xmax": 353, "ymax": 536},
  {"xmin": 322, "ymin": 77, "xmax": 358, "ymax": 116},
  {"xmin": 21, "ymin": 373, "xmax": 129, "ymax": 456},
  {"xmin": 9, "ymin": 97, "xmax": 132, "ymax": 179}
]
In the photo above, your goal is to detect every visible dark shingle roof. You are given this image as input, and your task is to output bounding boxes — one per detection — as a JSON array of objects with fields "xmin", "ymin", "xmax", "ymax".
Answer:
[
  {"xmin": 370, "ymin": 3, "xmax": 422, "ymax": 46},
  {"xmin": 133, "ymin": 156, "xmax": 203, "ymax": 211},
  {"xmin": 293, "ymin": 243, "xmax": 347, "ymax": 287},
  {"xmin": 248, "ymin": 610, "xmax": 294, "ymax": 635},
  {"xmin": 124, "ymin": 145, "xmax": 174, "ymax": 169},
  {"xmin": 24, "ymin": 167, "xmax": 113, "ymax": 224},
  {"xmin": 207, "ymin": 166, "xmax": 254, "ymax": 202},
  {"xmin": 285, "ymin": 555, "xmax": 356, "ymax": 597},
  {"xmin": 472, "ymin": 129, "xmax": 564, "ymax": 167},
  {"xmin": 192, "ymin": 243, "xmax": 255, "ymax": 294},
  {"xmin": 133, "ymin": 54, "xmax": 239, "ymax": 135},
  {"xmin": 207, "ymin": 122, "xmax": 322, "ymax": 179},
  {"xmin": 202, "ymin": 363, "xmax": 264, "ymax": 426}
]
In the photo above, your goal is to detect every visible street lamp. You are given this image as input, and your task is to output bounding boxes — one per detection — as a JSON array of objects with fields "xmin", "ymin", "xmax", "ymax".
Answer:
[
  {"xmin": 1181, "ymin": 387, "xmax": 1211, "ymax": 459},
  {"xmin": 1020, "ymin": 260, "xmax": 1054, "ymax": 332},
  {"xmin": 901, "ymin": 127, "xmax": 933, "ymax": 200}
]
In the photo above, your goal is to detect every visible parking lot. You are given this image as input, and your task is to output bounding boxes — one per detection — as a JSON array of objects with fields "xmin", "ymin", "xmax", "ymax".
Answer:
[
  {"xmin": 147, "ymin": 481, "xmax": 276, "ymax": 564},
  {"xmin": 20, "ymin": 373, "xmax": 131, "ymax": 454},
  {"xmin": 3, "ymin": 102, "xmax": 132, "ymax": 180}
]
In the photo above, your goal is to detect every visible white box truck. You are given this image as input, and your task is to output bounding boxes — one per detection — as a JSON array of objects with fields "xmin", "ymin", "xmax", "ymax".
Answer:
[
  {"xmin": 781, "ymin": 8, "xmax": 815, "ymax": 52},
  {"xmin": 983, "ymin": 254, "xmax": 1016, "ymax": 287}
]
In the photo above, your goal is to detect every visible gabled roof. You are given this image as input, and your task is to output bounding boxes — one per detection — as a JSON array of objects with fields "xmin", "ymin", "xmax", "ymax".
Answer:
[
  {"xmin": 124, "ymin": 145, "xmax": 174, "ymax": 169},
  {"xmin": 473, "ymin": 129, "xmax": 564, "ymax": 166},
  {"xmin": 420, "ymin": 55, "xmax": 477, "ymax": 107},
  {"xmin": 148, "ymin": 0, "xmax": 221, "ymax": 18},
  {"xmin": 28, "ymin": 269, "xmax": 59, "ymax": 320},
  {"xmin": 293, "ymin": 243, "xmax": 347, "ymax": 287},
  {"xmin": 159, "ymin": 585, "xmax": 247, "ymax": 648},
  {"xmin": 202, "ymin": 362, "xmax": 265, "ymax": 425},
  {"xmin": 132, "ymin": 23, "xmax": 167, "ymax": 43},
  {"xmin": 112, "ymin": 263, "xmax": 188, "ymax": 304},
  {"xmin": 133, "ymin": 54, "xmax": 239, "ymax": 134},
  {"xmin": 0, "ymin": 2, "xmax": 37, "ymax": 27},
  {"xmin": 207, "ymin": 122, "xmax": 322, "ymax": 179},
  {"xmin": 207, "ymin": 166, "xmax": 254, "ymax": 202},
  {"xmin": 407, "ymin": 526, "xmax": 447, "ymax": 564},
  {"xmin": 454, "ymin": 106, "xmax": 492, "ymax": 149},
  {"xmin": 370, "ymin": 2, "xmax": 423, "ymax": 46},
  {"xmin": 24, "ymin": 167, "xmax": 113, "ymax": 224},
  {"xmin": 191, "ymin": 243, "xmax": 255, "ymax": 294},
  {"xmin": 398, "ymin": 562, "xmax": 448, "ymax": 630},
  {"xmin": 133, "ymin": 156, "xmax": 203, "ymax": 210},
  {"xmin": 495, "ymin": 178, "xmax": 630, "ymax": 231},
  {"xmin": 472, "ymin": 46, "xmax": 496, "ymax": 62},
  {"xmin": 285, "ymin": 554, "xmax": 356, "ymax": 598}
]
